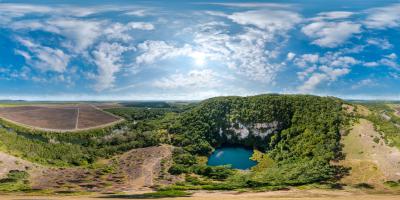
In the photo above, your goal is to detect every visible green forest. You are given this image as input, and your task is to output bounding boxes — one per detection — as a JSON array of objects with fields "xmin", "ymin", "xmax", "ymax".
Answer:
[{"xmin": 0, "ymin": 94, "xmax": 350, "ymax": 190}]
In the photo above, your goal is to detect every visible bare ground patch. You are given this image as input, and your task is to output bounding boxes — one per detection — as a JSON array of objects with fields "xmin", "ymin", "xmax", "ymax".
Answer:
[
  {"xmin": 0, "ymin": 152, "xmax": 41, "ymax": 179},
  {"xmin": 1, "ymin": 189, "xmax": 400, "ymax": 200},
  {"xmin": 340, "ymin": 119, "xmax": 400, "ymax": 188},
  {"xmin": 29, "ymin": 145, "xmax": 173, "ymax": 193}
]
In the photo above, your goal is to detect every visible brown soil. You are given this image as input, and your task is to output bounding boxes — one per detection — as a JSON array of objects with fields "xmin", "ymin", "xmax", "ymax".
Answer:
[
  {"xmin": 0, "ymin": 104, "xmax": 122, "ymax": 131},
  {"xmin": 0, "ymin": 189, "xmax": 399, "ymax": 200},
  {"xmin": 0, "ymin": 152, "xmax": 41, "ymax": 179},
  {"xmin": 29, "ymin": 145, "xmax": 173, "ymax": 193},
  {"xmin": 340, "ymin": 119, "xmax": 400, "ymax": 188},
  {"xmin": 77, "ymin": 105, "xmax": 121, "ymax": 129}
]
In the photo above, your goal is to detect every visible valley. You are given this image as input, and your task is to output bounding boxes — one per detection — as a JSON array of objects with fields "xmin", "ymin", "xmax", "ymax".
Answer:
[{"xmin": 0, "ymin": 95, "xmax": 400, "ymax": 199}]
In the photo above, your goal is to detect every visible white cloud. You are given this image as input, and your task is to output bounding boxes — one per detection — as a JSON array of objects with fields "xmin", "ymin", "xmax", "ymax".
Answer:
[
  {"xmin": 297, "ymin": 66, "xmax": 317, "ymax": 81},
  {"xmin": 319, "ymin": 65, "xmax": 350, "ymax": 80},
  {"xmin": 135, "ymin": 40, "xmax": 193, "ymax": 65},
  {"xmin": 364, "ymin": 4, "xmax": 400, "ymax": 29},
  {"xmin": 193, "ymin": 26, "xmax": 280, "ymax": 82},
  {"xmin": 125, "ymin": 9, "xmax": 149, "ymax": 17},
  {"xmin": 312, "ymin": 11, "xmax": 354, "ymax": 21},
  {"xmin": 328, "ymin": 56, "xmax": 358, "ymax": 67},
  {"xmin": 302, "ymin": 21, "xmax": 361, "ymax": 48},
  {"xmin": 351, "ymin": 79, "xmax": 376, "ymax": 89},
  {"xmin": 294, "ymin": 54, "xmax": 319, "ymax": 68},
  {"xmin": 137, "ymin": 8, "xmax": 301, "ymax": 83},
  {"xmin": 366, "ymin": 38, "xmax": 393, "ymax": 49},
  {"xmin": 205, "ymin": 3, "xmax": 294, "ymax": 9},
  {"xmin": 128, "ymin": 22, "xmax": 154, "ymax": 30},
  {"xmin": 10, "ymin": 18, "xmax": 105, "ymax": 53},
  {"xmin": 386, "ymin": 53, "xmax": 397, "ymax": 60},
  {"xmin": 0, "ymin": 3, "xmax": 129, "ymax": 24},
  {"xmin": 0, "ymin": 3, "xmax": 136, "ymax": 19},
  {"xmin": 363, "ymin": 62, "xmax": 379, "ymax": 67},
  {"xmin": 153, "ymin": 69, "xmax": 220, "ymax": 89},
  {"xmin": 227, "ymin": 9, "xmax": 302, "ymax": 32},
  {"xmin": 48, "ymin": 19, "xmax": 104, "ymax": 53},
  {"xmin": 15, "ymin": 37, "xmax": 70, "ymax": 73},
  {"xmin": 92, "ymin": 42, "xmax": 133, "ymax": 91},
  {"xmin": 104, "ymin": 22, "xmax": 154, "ymax": 41},
  {"xmin": 287, "ymin": 52, "xmax": 296, "ymax": 61},
  {"xmin": 298, "ymin": 73, "xmax": 328, "ymax": 93},
  {"xmin": 363, "ymin": 53, "xmax": 399, "ymax": 69},
  {"xmin": 294, "ymin": 52, "xmax": 358, "ymax": 92}
]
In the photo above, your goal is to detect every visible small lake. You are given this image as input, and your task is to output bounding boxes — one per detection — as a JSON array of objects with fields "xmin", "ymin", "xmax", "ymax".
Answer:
[{"xmin": 207, "ymin": 147, "xmax": 257, "ymax": 170}]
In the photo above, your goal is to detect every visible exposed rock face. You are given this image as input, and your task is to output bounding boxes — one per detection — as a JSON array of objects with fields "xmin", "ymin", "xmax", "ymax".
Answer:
[{"xmin": 226, "ymin": 121, "xmax": 281, "ymax": 140}]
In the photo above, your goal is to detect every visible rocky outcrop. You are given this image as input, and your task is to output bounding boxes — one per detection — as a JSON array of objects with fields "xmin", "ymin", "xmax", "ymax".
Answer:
[{"xmin": 224, "ymin": 121, "xmax": 281, "ymax": 140}]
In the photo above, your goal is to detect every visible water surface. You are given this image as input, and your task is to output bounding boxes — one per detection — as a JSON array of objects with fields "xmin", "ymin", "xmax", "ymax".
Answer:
[{"xmin": 207, "ymin": 147, "xmax": 257, "ymax": 170}]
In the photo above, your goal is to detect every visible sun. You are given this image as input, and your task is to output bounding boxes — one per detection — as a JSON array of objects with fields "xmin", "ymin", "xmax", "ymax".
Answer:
[{"xmin": 191, "ymin": 51, "xmax": 206, "ymax": 66}]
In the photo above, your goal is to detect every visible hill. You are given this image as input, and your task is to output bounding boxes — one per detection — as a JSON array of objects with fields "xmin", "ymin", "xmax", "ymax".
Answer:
[
  {"xmin": 168, "ymin": 94, "xmax": 346, "ymax": 186},
  {"xmin": 0, "ymin": 94, "xmax": 399, "ymax": 196}
]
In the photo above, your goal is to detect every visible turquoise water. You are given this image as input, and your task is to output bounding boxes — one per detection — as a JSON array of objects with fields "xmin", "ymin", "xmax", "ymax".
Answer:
[{"xmin": 207, "ymin": 147, "xmax": 257, "ymax": 170}]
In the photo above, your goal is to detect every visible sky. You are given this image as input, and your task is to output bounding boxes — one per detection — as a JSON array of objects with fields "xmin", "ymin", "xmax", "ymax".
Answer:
[{"xmin": 1, "ymin": 0, "xmax": 400, "ymax": 100}]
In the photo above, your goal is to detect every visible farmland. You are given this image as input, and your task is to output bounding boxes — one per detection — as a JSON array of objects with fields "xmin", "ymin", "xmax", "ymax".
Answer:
[{"xmin": 0, "ymin": 104, "xmax": 122, "ymax": 132}]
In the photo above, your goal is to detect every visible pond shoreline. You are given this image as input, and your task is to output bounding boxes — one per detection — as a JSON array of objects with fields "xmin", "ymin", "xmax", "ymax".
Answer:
[{"xmin": 207, "ymin": 146, "xmax": 257, "ymax": 170}]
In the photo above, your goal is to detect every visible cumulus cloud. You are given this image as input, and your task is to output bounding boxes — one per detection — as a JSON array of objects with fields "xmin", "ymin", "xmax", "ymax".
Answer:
[
  {"xmin": 104, "ymin": 22, "xmax": 154, "ymax": 41},
  {"xmin": 287, "ymin": 52, "xmax": 296, "ymax": 61},
  {"xmin": 366, "ymin": 38, "xmax": 393, "ymax": 49},
  {"xmin": 153, "ymin": 69, "xmax": 220, "ymax": 89},
  {"xmin": 0, "ymin": 3, "xmax": 131, "ymax": 25},
  {"xmin": 135, "ymin": 40, "xmax": 193, "ymax": 65},
  {"xmin": 125, "ymin": 9, "xmax": 151, "ymax": 17},
  {"xmin": 227, "ymin": 9, "xmax": 302, "ymax": 32},
  {"xmin": 364, "ymin": 4, "xmax": 400, "ymax": 29},
  {"xmin": 0, "ymin": 3, "xmax": 137, "ymax": 19},
  {"xmin": 294, "ymin": 54, "xmax": 320, "ymax": 68},
  {"xmin": 204, "ymin": 2, "xmax": 294, "ymax": 9},
  {"xmin": 298, "ymin": 73, "xmax": 328, "ymax": 93},
  {"xmin": 363, "ymin": 53, "xmax": 399, "ymax": 69},
  {"xmin": 15, "ymin": 37, "xmax": 70, "ymax": 73},
  {"xmin": 193, "ymin": 26, "xmax": 285, "ymax": 82},
  {"xmin": 351, "ymin": 79, "xmax": 376, "ymax": 89},
  {"xmin": 11, "ymin": 18, "xmax": 105, "ymax": 53},
  {"xmin": 294, "ymin": 52, "xmax": 358, "ymax": 92},
  {"xmin": 136, "ymin": 7, "xmax": 302, "ymax": 83},
  {"xmin": 311, "ymin": 11, "xmax": 354, "ymax": 21},
  {"xmin": 92, "ymin": 42, "xmax": 133, "ymax": 91},
  {"xmin": 302, "ymin": 21, "xmax": 361, "ymax": 48}
]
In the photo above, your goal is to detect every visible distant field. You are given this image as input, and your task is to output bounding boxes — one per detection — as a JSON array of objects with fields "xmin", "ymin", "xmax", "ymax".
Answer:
[{"xmin": 0, "ymin": 104, "xmax": 122, "ymax": 131}]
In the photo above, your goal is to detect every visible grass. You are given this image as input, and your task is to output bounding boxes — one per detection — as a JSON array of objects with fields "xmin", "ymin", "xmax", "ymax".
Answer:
[
  {"xmin": 339, "ymin": 118, "xmax": 387, "ymax": 189},
  {"xmin": 0, "ymin": 170, "xmax": 31, "ymax": 192},
  {"xmin": 384, "ymin": 181, "xmax": 400, "ymax": 188},
  {"xmin": 0, "ymin": 181, "xmax": 30, "ymax": 192}
]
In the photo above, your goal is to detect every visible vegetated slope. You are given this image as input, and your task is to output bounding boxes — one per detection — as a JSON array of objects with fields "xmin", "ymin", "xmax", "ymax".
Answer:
[
  {"xmin": 169, "ymin": 94, "xmax": 346, "ymax": 186},
  {"xmin": 30, "ymin": 145, "xmax": 173, "ymax": 192},
  {"xmin": 0, "ymin": 95, "xmax": 375, "ymax": 193},
  {"xmin": 339, "ymin": 103, "xmax": 400, "ymax": 189},
  {"xmin": 340, "ymin": 118, "xmax": 400, "ymax": 188}
]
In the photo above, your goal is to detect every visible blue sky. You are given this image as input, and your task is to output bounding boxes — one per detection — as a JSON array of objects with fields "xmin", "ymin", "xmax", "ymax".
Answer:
[{"xmin": 1, "ymin": 0, "xmax": 400, "ymax": 100}]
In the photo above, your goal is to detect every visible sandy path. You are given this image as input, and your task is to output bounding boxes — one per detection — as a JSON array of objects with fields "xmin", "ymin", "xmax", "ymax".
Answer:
[
  {"xmin": 0, "ymin": 190, "xmax": 399, "ymax": 200},
  {"xmin": 75, "ymin": 107, "xmax": 80, "ymax": 130},
  {"xmin": 118, "ymin": 145, "xmax": 172, "ymax": 190}
]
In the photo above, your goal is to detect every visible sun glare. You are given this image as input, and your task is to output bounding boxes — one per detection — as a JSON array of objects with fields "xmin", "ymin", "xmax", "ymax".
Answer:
[{"xmin": 191, "ymin": 51, "xmax": 206, "ymax": 66}]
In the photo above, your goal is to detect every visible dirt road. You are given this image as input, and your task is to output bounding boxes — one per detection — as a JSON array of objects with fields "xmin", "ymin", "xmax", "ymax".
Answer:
[{"xmin": 0, "ymin": 190, "xmax": 399, "ymax": 200}]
